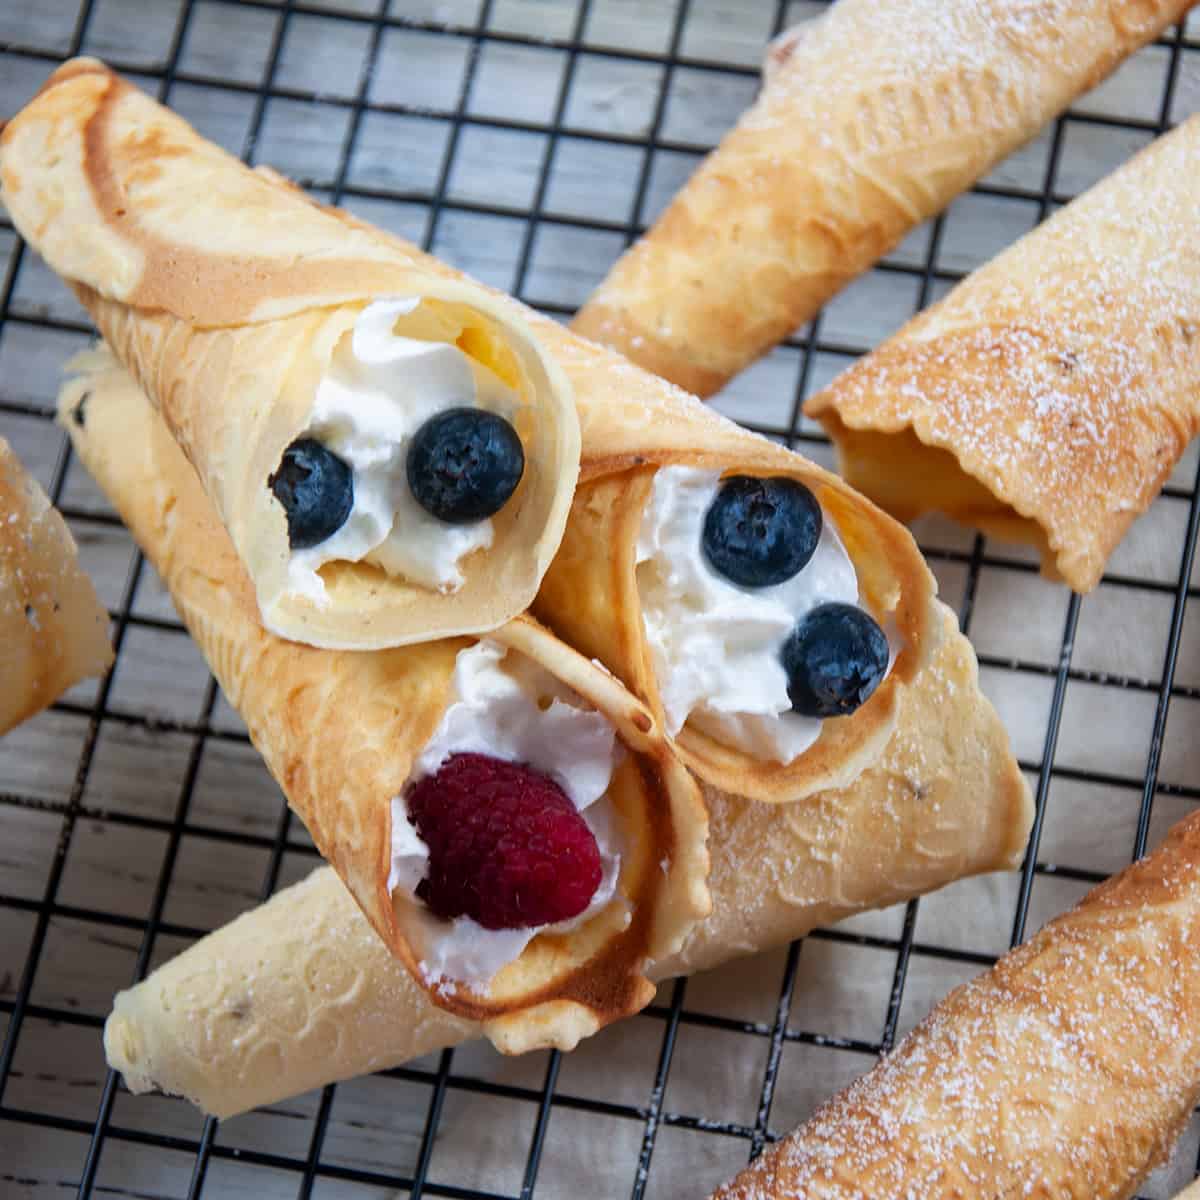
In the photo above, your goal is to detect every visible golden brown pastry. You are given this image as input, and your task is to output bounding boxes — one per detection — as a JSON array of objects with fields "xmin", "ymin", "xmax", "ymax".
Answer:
[
  {"xmin": 571, "ymin": 0, "xmax": 1195, "ymax": 398},
  {"xmin": 806, "ymin": 114, "xmax": 1200, "ymax": 593},
  {"xmin": 2, "ymin": 59, "xmax": 580, "ymax": 651},
  {"xmin": 711, "ymin": 809, "xmax": 1200, "ymax": 1200},
  {"xmin": 62, "ymin": 347, "xmax": 709, "ymax": 1055},
  {"xmin": 0, "ymin": 434, "xmax": 111, "ymax": 734},
  {"xmin": 103, "ymin": 600, "xmax": 1031, "ymax": 1117}
]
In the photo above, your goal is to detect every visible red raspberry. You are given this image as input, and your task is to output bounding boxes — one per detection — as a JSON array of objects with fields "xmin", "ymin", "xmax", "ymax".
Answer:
[{"xmin": 406, "ymin": 753, "xmax": 603, "ymax": 930}]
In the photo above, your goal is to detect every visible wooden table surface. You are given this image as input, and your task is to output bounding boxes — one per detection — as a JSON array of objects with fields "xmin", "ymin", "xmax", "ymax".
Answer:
[{"xmin": 2, "ymin": 1, "xmax": 1200, "ymax": 1198}]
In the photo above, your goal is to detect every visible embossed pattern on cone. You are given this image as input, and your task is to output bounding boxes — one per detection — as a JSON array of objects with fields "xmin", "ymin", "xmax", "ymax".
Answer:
[{"xmin": 807, "ymin": 115, "xmax": 1200, "ymax": 593}]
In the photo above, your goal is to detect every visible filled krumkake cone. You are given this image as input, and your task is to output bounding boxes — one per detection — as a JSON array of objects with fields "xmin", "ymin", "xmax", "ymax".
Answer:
[
  {"xmin": 709, "ymin": 808, "xmax": 1200, "ymax": 1200},
  {"xmin": 570, "ymin": 0, "xmax": 1196, "ymax": 398},
  {"xmin": 61, "ymin": 347, "xmax": 710, "ymax": 1053},
  {"xmin": 0, "ymin": 435, "xmax": 112, "ymax": 735},
  {"xmin": 0, "ymin": 58, "xmax": 581, "ymax": 651},
  {"xmin": 102, "ymin": 600, "xmax": 1032, "ymax": 1118},
  {"xmin": 806, "ymin": 114, "xmax": 1200, "ymax": 593}
]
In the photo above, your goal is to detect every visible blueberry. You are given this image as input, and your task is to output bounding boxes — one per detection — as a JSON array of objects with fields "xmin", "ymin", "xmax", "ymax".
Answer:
[
  {"xmin": 781, "ymin": 602, "xmax": 890, "ymax": 718},
  {"xmin": 268, "ymin": 437, "xmax": 354, "ymax": 550},
  {"xmin": 702, "ymin": 476, "xmax": 822, "ymax": 589},
  {"xmin": 407, "ymin": 407, "xmax": 525, "ymax": 525}
]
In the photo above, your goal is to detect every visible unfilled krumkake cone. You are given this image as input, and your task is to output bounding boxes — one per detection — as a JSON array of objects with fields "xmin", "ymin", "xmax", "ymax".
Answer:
[
  {"xmin": 572, "ymin": 0, "xmax": 1196, "ymax": 398},
  {"xmin": 711, "ymin": 810, "xmax": 1200, "ymax": 1200},
  {"xmin": 806, "ymin": 114, "xmax": 1200, "ymax": 593}
]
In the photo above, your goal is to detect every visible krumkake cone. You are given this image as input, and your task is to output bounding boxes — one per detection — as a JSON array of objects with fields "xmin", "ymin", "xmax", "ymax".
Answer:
[
  {"xmin": 571, "ymin": 0, "xmax": 1196, "ymax": 398},
  {"xmin": 5, "ymin": 62, "xmax": 944, "ymax": 805},
  {"xmin": 807, "ymin": 115, "xmax": 1200, "ymax": 593},
  {"xmin": 61, "ymin": 347, "xmax": 710, "ymax": 1053},
  {"xmin": 1, "ymin": 58, "xmax": 581, "ymax": 651},
  {"xmin": 103, "ymin": 602, "xmax": 1032, "ymax": 1117},
  {"xmin": 711, "ymin": 809, "xmax": 1200, "ymax": 1200},
  {"xmin": 0, "ymin": 435, "xmax": 112, "ymax": 735}
]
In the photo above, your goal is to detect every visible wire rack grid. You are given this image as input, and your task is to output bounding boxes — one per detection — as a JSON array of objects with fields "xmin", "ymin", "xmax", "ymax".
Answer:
[{"xmin": 1, "ymin": 1, "xmax": 1200, "ymax": 1197}]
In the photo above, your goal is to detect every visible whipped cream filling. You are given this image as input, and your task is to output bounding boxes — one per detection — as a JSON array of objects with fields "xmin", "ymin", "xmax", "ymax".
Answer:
[
  {"xmin": 288, "ymin": 297, "xmax": 519, "ymax": 602},
  {"xmin": 387, "ymin": 641, "xmax": 624, "ymax": 992},
  {"xmin": 636, "ymin": 466, "xmax": 872, "ymax": 764}
]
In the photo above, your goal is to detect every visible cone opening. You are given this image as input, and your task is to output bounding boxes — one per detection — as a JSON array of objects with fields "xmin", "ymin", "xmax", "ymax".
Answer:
[
  {"xmin": 823, "ymin": 418, "xmax": 1055, "ymax": 575},
  {"xmin": 256, "ymin": 284, "xmax": 579, "ymax": 650},
  {"xmin": 384, "ymin": 636, "xmax": 643, "ymax": 1011},
  {"xmin": 271, "ymin": 296, "xmax": 536, "ymax": 600},
  {"xmin": 633, "ymin": 464, "xmax": 900, "ymax": 771}
]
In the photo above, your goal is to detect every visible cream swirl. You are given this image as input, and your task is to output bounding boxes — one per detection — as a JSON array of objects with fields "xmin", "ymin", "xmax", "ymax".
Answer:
[
  {"xmin": 287, "ymin": 297, "xmax": 517, "ymax": 602},
  {"xmin": 388, "ymin": 641, "xmax": 624, "ymax": 993},
  {"xmin": 636, "ymin": 466, "xmax": 868, "ymax": 763}
]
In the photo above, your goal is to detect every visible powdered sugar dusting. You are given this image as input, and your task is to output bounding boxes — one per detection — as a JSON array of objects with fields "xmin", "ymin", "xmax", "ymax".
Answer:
[
  {"xmin": 812, "ymin": 114, "xmax": 1200, "ymax": 590},
  {"xmin": 757, "ymin": 0, "xmax": 1183, "ymax": 129},
  {"xmin": 713, "ymin": 814, "xmax": 1200, "ymax": 1199},
  {"xmin": 576, "ymin": 0, "xmax": 1188, "ymax": 391}
]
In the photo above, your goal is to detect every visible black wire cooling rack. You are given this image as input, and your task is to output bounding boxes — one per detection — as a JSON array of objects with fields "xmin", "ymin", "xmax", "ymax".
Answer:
[{"xmin": 2, "ymin": 1, "xmax": 1200, "ymax": 1197}]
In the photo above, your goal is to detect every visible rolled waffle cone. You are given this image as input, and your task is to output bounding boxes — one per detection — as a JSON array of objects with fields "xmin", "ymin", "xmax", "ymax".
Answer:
[
  {"xmin": 1, "ymin": 59, "xmax": 580, "ymax": 650},
  {"xmin": 61, "ymin": 348, "xmax": 709, "ymax": 1054},
  {"xmin": 570, "ymin": 0, "xmax": 1195, "ymax": 398},
  {"xmin": 0, "ymin": 435, "xmax": 112, "ymax": 735},
  {"xmin": 103, "ymin": 602, "xmax": 1032, "ymax": 1118},
  {"xmin": 711, "ymin": 808, "xmax": 1200, "ymax": 1200},
  {"xmin": 806, "ymin": 115, "xmax": 1200, "ymax": 593}
]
